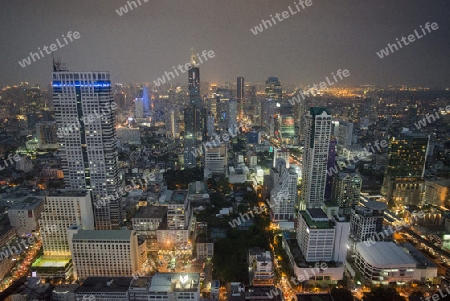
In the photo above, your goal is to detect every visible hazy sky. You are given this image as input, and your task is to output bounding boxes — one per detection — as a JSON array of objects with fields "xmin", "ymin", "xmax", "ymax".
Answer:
[{"xmin": 1, "ymin": 0, "xmax": 449, "ymax": 87}]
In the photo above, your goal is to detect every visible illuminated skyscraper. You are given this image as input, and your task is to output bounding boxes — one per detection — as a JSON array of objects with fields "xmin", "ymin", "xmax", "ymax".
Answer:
[
  {"xmin": 301, "ymin": 107, "xmax": 332, "ymax": 209},
  {"xmin": 381, "ymin": 132, "xmax": 429, "ymax": 208},
  {"xmin": 52, "ymin": 70, "xmax": 122, "ymax": 229},
  {"xmin": 237, "ymin": 77, "xmax": 244, "ymax": 120},
  {"xmin": 184, "ymin": 47, "xmax": 205, "ymax": 167}
]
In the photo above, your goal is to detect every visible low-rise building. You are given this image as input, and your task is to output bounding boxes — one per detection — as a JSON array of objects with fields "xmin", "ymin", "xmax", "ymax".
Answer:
[
  {"xmin": 196, "ymin": 237, "xmax": 214, "ymax": 260},
  {"xmin": 354, "ymin": 241, "xmax": 437, "ymax": 284},
  {"xmin": 7, "ymin": 196, "xmax": 44, "ymax": 235},
  {"xmin": 75, "ymin": 277, "xmax": 132, "ymax": 301}
]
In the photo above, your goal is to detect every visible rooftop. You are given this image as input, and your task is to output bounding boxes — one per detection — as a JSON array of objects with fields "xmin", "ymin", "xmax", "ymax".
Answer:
[
  {"xmin": 73, "ymin": 230, "xmax": 132, "ymax": 241},
  {"xmin": 47, "ymin": 190, "xmax": 89, "ymax": 197},
  {"xmin": 77, "ymin": 277, "xmax": 133, "ymax": 293},
  {"xmin": 133, "ymin": 205, "xmax": 167, "ymax": 219},
  {"xmin": 149, "ymin": 273, "xmax": 200, "ymax": 293},
  {"xmin": 299, "ymin": 210, "xmax": 332, "ymax": 229},
  {"xmin": 171, "ymin": 191, "xmax": 188, "ymax": 204},
  {"xmin": 130, "ymin": 276, "xmax": 152, "ymax": 289},
  {"xmin": 356, "ymin": 242, "xmax": 417, "ymax": 267}
]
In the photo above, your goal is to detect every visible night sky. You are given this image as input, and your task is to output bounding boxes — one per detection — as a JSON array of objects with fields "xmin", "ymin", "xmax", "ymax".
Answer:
[{"xmin": 1, "ymin": 0, "xmax": 449, "ymax": 87}]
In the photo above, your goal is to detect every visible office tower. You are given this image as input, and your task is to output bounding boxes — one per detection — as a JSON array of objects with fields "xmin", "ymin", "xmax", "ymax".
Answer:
[
  {"xmin": 280, "ymin": 115, "xmax": 295, "ymax": 142},
  {"xmin": 237, "ymin": 77, "xmax": 244, "ymax": 120},
  {"xmin": 228, "ymin": 98, "xmax": 237, "ymax": 133},
  {"xmin": 294, "ymin": 89, "xmax": 307, "ymax": 142},
  {"xmin": 338, "ymin": 121, "xmax": 353, "ymax": 146},
  {"xmin": 204, "ymin": 144, "xmax": 227, "ymax": 178},
  {"xmin": 381, "ymin": 132, "xmax": 429, "ymax": 208},
  {"xmin": 350, "ymin": 201, "xmax": 386, "ymax": 242},
  {"xmin": 188, "ymin": 47, "xmax": 201, "ymax": 106},
  {"xmin": 68, "ymin": 227, "xmax": 145, "ymax": 280},
  {"xmin": 261, "ymin": 99, "xmax": 276, "ymax": 132},
  {"xmin": 296, "ymin": 208, "xmax": 349, "ymax": 262},
  {"xmin": 273, "ymin": 148, "xmax": 290, "ymax": 169},
  {"xmin": 184, "ymin": 48, "xmax": 205, "ymax": 168},
  {"xmin": 142, "ymin": 85, "xmax": 151, "ymax": 117},
  {"xmin": 52, "ymin": 71, "xmax": 122, "ymax": 229},
  {"xmin": 332, "ymin": 172, "xmax": 362, "ymax": 214},
  {"xmin": 135, "ymin": 97, "xmax": 144, "ymax": 118},
  {"xmin": 165, "ymin": 109, "xmax": 178, "ymax": 139},
  {"xmin": 39, "ymin": 191, "xmax": 94, "ymax": 257},
  {"xmin": 325, "ymin": 136, "xmax": 337, "ymax": 200},
  {"xmin": 301, "ymin": 108, "xmax": 332, "ymax": 209},
  {"xmin": 207, "ymin": 114, "xmax": 215, "ymax": 138},
  {"xmin": 36, "ymin": 121, "xmax": 58, "ymax": 149},
  {"xmin": 270, "ymin": 166, "xmax": 298, "ymax": 221},
  {"xmin": 265, "ymin": 77, "xmax": 282, "ymax": 104}
]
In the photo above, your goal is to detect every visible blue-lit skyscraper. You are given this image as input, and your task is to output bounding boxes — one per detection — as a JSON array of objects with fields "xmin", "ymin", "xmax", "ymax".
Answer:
[{"xmin": 52, "ymin": 71, "xmax": 122, "ymax": 230}]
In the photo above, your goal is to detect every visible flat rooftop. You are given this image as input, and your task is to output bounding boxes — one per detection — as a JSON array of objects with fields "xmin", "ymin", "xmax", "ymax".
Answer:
[
  {"xmin": 356, "ymin": 242, "xmax": 417, "ymax": 267},
  {"xmin": 32, "ymin": 256, "xmax": 71, "ymax": 268},
  {"xmin": 307, "ymin": 208, "xmax": 328, "ymax": 219},
  {"xmin": 188, "ymin": 181, "xmax": 208, "ymax": 194},
  {"xmin": 47, "ymin": 190, "xmax": 89, "ymax": 197},
  {"xmin": 77, "ymin": 277, "xmax": 133, "ymax": 293},
  {"xmin": 130, "ymin": 276, "xmax": 152, "ymax": 289},
  {"xmin": 73, "ymin": 230, "xmax": 132, "ymax": 241},
  {"xmin": 149, "ymin": 273, "xmax": 200, "ymax": 293},
  {"xmin": 171, "ymin": 191, "xmax": 188, "ymax": 204},
  {"xmin": 8, "ymin": 197, "xmax": 43, "ymax": 210},
  {"xmin": 299, "ymin": 210, "xmax": 332, "ymax": 229},
  {"xmin": 133, "ymin": 205, "xmax": 167, "ymax": 219}
]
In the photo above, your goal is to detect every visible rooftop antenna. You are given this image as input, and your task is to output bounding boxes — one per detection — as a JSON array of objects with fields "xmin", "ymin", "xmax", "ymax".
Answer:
[
  {"xmin": 52, "ymin": 53, "xmax": 67, "ymax": 71},
  {"xmin": 190, "ymin": 45, "xmax": 198, "ymax": 67}
]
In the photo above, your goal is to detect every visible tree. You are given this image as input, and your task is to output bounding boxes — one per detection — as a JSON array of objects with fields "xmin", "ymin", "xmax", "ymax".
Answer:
[
  {"xmin": 363, "ymin": 287, "xmax": 406, "ymax": 301},
  {"xmin": 330, "ymin": 288, "xmax": 353, "ymax": 301}
]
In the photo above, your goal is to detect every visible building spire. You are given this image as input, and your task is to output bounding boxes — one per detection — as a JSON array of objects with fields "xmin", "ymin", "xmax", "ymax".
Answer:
[{"xmin": 190, "ymin": 46, "xmax": 199, "ymax": 67}]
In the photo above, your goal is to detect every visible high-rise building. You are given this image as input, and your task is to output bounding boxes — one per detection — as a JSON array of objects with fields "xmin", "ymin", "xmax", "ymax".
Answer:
[
  {"xmin": 301, "ymin": 107, "xmax": 332, "ymax": 209},
  {"xmin": 381, "ymin": 132, "xmax": 429, "ymax": 208},
  {"xmin": 273, "ymin": 148, "xmax": 290, "ymax": 169},
  {"xmin": 325, "ymin": 136, "xmax": 337, "ymax": 200},
  {"xmin": 184, "ymin": 48, "xmax": 205, "ymax": 168},
  {"xmin": 296, "ymin": 208, "xmax": 349, "ymax": 262},
  {"xmin": 39, "ymin": 191, "xmax": 94, "ymax": 257},
  {"xmin": 349, "ymin": 201, "xmax": 386, "ymax": 242},
  {"xmin": 204, "ymin": 144, "xmax": 227, "ymax": 178},
  {"xmin": 270, "ymin": 166, "xmax": 298, "ymax": 221},
  {"xmin": 332, "ymin": 172, "xmax": 362, "ymax": 214},
  {"xmin": 237, "ymin": 77, "xmax": 244, "ymax": 120},
  {"xmin": 135, "ymin": 97, "xmax": 144, "ymax": 118},
  {"xmin": 68, "ymin": 227, "xmax": 145, "ymax": 280},
  {"xmin": 265, "ymin": 77, "xmax": 282, "ymax": 104},
  {"xmin": 228, "ymin": 98, "xmax": 237, "ymax": 133},
  {"xmin": 52, "ymin": 71, "xmax": 122, "ymax": 229}
]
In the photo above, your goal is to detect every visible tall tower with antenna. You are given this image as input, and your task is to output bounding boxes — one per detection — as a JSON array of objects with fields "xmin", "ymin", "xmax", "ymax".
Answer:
[{"xmin": 184, "ymin": 46, "xmax": 205, "ymax": 168}]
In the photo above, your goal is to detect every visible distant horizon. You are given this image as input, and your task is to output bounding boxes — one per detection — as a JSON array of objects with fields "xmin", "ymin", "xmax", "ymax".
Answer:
[{"xmin": 1, "ymin": 0, "xmax": 449, "ymax": 87}]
